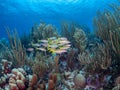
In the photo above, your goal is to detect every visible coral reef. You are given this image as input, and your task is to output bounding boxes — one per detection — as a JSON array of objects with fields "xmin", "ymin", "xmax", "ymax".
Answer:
[
  {"xmin": 0, "ymin": 59, "xmax": 60, "ymax": 90},
  {"xmin": 0, "ymin": 1, "xmax": 120, "ymax": 89}
]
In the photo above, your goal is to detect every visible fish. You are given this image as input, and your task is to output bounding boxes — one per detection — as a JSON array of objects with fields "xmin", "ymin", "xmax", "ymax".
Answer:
[
  {"xmin": 59, "ymin": 40, "xmax": 71, "ymax": 44},
  {"xmin": 38, "ymin": 39, "xmax": 48, "ymax": 43},
  {"xmin": 36, "ymin": 37, "xmax": 71, "ymax": 54},
  {"xmin": 49, "ymin": 37, "xmax": 57, "ymax": 40},
  {"xmin": 41, "ymin": 43, "xmax": 48, "ymax": 47},
  {"xmin": 58, "ymin": 37, "xmax": 67, "ymax": 40},
  {"xmin": 49, "ymin": 44, "xmax": 58, "ymax": 49},
  {"xmin": 32, "ymin": 43, "xmax": 41, "ymax": 47},
  {"xmin": 27, "ymin": 48, "xmax": 34, "ymax": 52},
  {"xmin": 57, "ymin": 43, "xmax": 65, "ymax": 46},
  {"xmin": 48, "ymin": 48, "xmax": 56, "ymax": 52},
  {"xmin": 53, "ymin": 49, "xmax": 67, "ymax": 54},
  {"xmin": 65, "ymin": 44, "xmax": 71, "ymax": 47},
  {"xmin": 60, "ymin": 46, "xmax": 70, "ymax": 50},
  {"xmin": 36, "ymin": 47, "xmax": 46, "ymax": 52}
]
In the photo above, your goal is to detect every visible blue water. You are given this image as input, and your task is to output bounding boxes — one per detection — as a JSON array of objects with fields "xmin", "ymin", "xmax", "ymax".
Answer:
[{"xmin": 0, "ymin": 0, "xmax": 118, "ymax": 38}]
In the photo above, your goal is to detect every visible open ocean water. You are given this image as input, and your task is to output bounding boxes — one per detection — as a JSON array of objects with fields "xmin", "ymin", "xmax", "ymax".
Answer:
[{"xmin": 0, "ymin": 0, "xmax": 118, "ymax": 38}]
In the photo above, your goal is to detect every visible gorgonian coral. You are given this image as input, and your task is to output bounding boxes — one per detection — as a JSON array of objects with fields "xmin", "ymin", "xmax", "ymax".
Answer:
[
  {"xmin": 73, "ymin": 28, "xmax": 87, "ymax": 52},
  {"xmin": 94, "ymin": 2, "xmax": 120, "ymax": 58},
  {"xmin": 78, "ymin": 43, "xmax": 111, "ymax": 74},
  {"xmin": 2, "ymin": 28, "xmax": 27, "ymax": 67},
  {"xmin": 31, "ymin": 22, "xmax": 58, "ymax": 43},
  {"xmin": 32, "ymin": 53, "xmax": 49, "ymax": 78}
]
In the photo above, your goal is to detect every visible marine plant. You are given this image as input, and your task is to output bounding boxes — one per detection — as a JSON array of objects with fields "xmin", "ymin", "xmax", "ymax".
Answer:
[
  {"xmin": 1, "ymin": 28, "xmax": 27, "ymax": 67},
  {"xmin": 109, "ymin": 27, "xmax": 120, "ymax": 57},
  {"xmin": 94, "ymin": 2, "xmax": 120, "ymax": 58},
  {"xmin": 0, "ymin": 38, "xmax": 8, "ymax": 50},
  {"xmin": 78, "ymin": 43, "xmax": 111, "ymax": 74},
  {"xmin": 61, "ymin": 22, "xmax": 88, "ymax": 52},
  {"xmin": 66, "ymin": 48, "xmax": 79, "ymax": 71},
  {"xmin": 32, "ymin": 52, "xmax": 49, "ymax": 78},
  {"xmin": 93, "ymin": 3, "xmax": 120, "ymax": 89},
  {"xmin": 77, "ymin": 43, "xmax": 112, "ymax": 89},
  {"xmin": 20, "ymin": 32, "xmax": 31, "ymax": 48},
  {"xmin": 73, "ymin": 28, "xmax": 87, "ymax": 52},
  {"xmin": 31, "ymin": 22, "xmax": 58, "ymax": 43},
  {"xmin": 0, "ymin": 38, "xmax": 9, "ymax": 59},
  {"xmin": 60, "ymin": 22, "xmax": 76, "ymax": 43}
]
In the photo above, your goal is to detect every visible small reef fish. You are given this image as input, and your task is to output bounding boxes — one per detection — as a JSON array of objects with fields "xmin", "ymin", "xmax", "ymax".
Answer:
[
  {"xmin": 49, "ymin": 44, "xmax": 58, "ymax": 49},
  {"xmin": 54, "ymin": 49, "xmax": 67, "ymax": 54},
  {"xmin": 59, "ymin": 40, "xmax": 71, "ymax": 44},
  {"xmin": 48, "ymin": 48, "xmax": 56, "ymax": 52},
  {"xmin": 65, "ymin": 44, "xmax": 71, "ymax": 47},
  {"xmin": 41, "ymin": 43, "xmax": 48, "ymax": 47},
  {"xmin": 32, "ymin": 37, "xmax": 71, "ymax": 54},
  {"xmin": 60, "ymin": 46, "xmax": 70, "ymax": 50},
  {"xmin": 49, "ymin": 37, "xmax": 57, "ymax": 40},
  {"xmin": 38, "ymin": 40, "xmax": 48, "ymax": 43},
  {"xmin": 57, "ymin": 43, "xmax": 65, "ymax": 46},
  {"xmin": 59, "ymin": 37, "xmax": 67, "ymax": 40},
  {"xmin": 27, "ymin": 48, "xmax": 34, "ymax": 52},
  {"xmin": 32, "ymin": 43, "xmax": 41, "ymax": 47},
  {"xmin": 36, "ymin": 47, "xmax": 46, "ymax": 52}
]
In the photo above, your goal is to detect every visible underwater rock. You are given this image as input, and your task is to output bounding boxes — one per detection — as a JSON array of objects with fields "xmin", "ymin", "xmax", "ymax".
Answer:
[
  {"xmin": 18, "ymin": 68, "xmax": 26, "ymax": 75},
  {"xmin": 84, "ymin": 85, "xmax": 96, "ymax": 90},
  {"xmin": 112, "ymin": 84, "xmax": 120, "ymax": 90},
  {"xmin": 48, "ymin": 80, "xmax": 55, "ymax": 90},
  {"xmin": 23, "ymin": 65, "xmax": 33, "ymax": 75},
  {"xmin": 115, "ymin": 76, "xmax": 120, "ymax": 86},
  {"xmin": 28, "ymin": 74, "xmax": 38, "ymax": 87},
  {"xmin": 16, "ymin": 80, "xmax": 25, "ymax": 90},
  {"xmin": 9, "ymin": 83, "xmax": 19, "ymax": 90},
  {"xmin": 1, "ymin": 59, "xmax": 12, "ymax": 74},
  {"xmin": 8, "ymin": 68, "xmax": 27, "ymax": 90},
  {"xmin": 73, "ymin": 73, "xmax": 86, "ymax": 88},
  {"xmin": 64, "ymin": 71, "xmax": 71, "ymax": 79}
]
